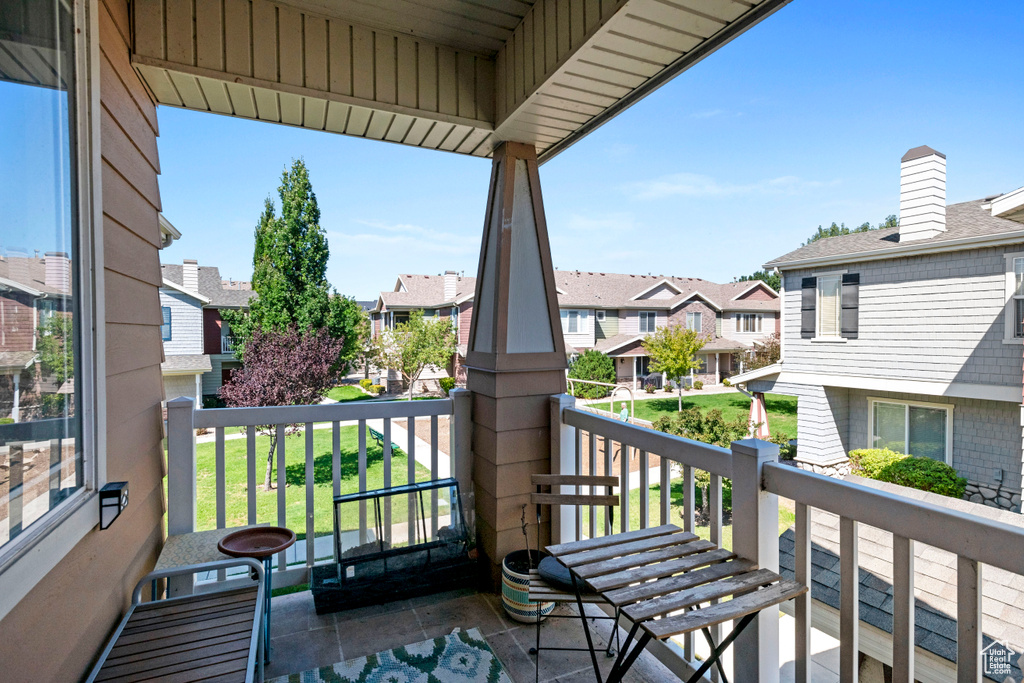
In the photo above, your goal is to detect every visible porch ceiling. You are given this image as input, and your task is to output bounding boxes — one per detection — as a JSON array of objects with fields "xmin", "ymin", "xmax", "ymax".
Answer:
[{"xmin": 131, "ymin": 0, "xmax": 789, "ymax": 162}]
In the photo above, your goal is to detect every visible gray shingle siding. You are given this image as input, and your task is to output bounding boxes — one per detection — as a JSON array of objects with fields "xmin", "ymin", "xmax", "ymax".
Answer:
[
  {"xmin": 847, "ymin": 389, "xmax": 1021, "ymax": 493},
  {"xmin": 159, "ymin": 289, "xmax": 204, "ymax": 356},
  {"xmin": 745, "ymin": 380, "xmax": 850, "ymax": 463},
  {"xmin": 202, "ymin": 355, "xmax": 241, "ymax": 398},
  {"xmin": 782, "ymin": 245, "xmax": 1023, "ymax": 388}
]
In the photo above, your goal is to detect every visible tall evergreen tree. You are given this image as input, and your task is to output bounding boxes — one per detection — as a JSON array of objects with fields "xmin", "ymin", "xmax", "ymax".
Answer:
[{"xmin": 223, "ymin": 159, "xmax": 365, "ymax": 372}]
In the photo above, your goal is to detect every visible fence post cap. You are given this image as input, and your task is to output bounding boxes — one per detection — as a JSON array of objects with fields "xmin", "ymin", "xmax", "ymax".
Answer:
[
  {"xmin": 167, "ymin": 397, "xmax": 195, "ymax": 409},
  {"xmin": 730, "ymin": 438, "xmax": 780, "ymax": 459},
  {"xmin": 549, "ymin": 393, "xmax": 576, "ymax": 407}
]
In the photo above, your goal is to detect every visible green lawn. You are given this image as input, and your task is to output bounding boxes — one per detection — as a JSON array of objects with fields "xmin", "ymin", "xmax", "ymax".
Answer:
[
  {"xmin": 582, "ymin": 478, "xmax": 795, "ymax": 551},
  {"xmin": 593, "ymin": 392, "xmax": 798, "ymax": 439},
  {"xmin": 325, "ymin": 385, "xmax": 373, "ymax": 402},
  {"xmin": 195, "ymin": 425, "xmax": 431, "ymax": 542}
]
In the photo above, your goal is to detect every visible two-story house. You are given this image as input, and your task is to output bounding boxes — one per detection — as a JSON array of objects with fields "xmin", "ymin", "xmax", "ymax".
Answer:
[
  {"xmin": 159, "ymin": 259, "xmax": 255, "ymax": 405},
  {"xmin": 732, "ymin": 146, "xmax": 1024, "ymax": 512},
  {"xmin": 370, "ymin": 269, "xmax": 780, "ymax": 390},
  {"xmin": 0, "ymin": 252, "xmax": 73, "ymax": 422}
]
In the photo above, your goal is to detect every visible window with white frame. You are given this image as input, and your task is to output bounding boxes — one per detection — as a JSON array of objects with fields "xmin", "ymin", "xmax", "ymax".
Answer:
[
  {"xmin": 686, "ymin": 311, "xmax": 702, "ymax": 332},
  {"xmin": 1005, "ymin": 254, "xmax": 1024, "ymax": 340},
  {"xmin": 817, "ymin": 275, "xmax": 842, "ymax": 337},
  {"xmin": 0, "ymin": 0, "xmax": 87, "ymax": 554},
  {"xmin": 595, "ymin": 310, "xmax": 606, "ymax": 321},
  {"xmin": 736, "ymin": 313, "xmax": 763, "ymax": 333},
  {"xmin": 639, "ymin": 310, "xmax": 657, "ymax": 333},
  {"xmin": 869, "ymin": 399, "xmax": 951, "ymax": 462},
  {"xmin": 560, "ymin": 309, "xmax": 587, "ymax": 334}
]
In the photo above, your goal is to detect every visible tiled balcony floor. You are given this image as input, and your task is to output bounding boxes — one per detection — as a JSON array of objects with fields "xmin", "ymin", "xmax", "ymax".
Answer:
[{"xmin": 265, "ymin": 588, "xmax": 679, "ymax": 682}]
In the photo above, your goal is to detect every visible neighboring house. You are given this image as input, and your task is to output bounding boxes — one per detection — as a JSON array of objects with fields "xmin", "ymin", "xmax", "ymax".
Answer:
[
  {"xmin": 0, "ymin": 252, "xmax": 73, "ymax": 421},
  {"xmin": 369, "ymin": 269, "xmax": 780, "ymax": 391},
  {"xmin": 159, "ymin": 259, "xmax": 256, "ymax": 405},
  {"xmin": 732, "ymin": 146, "xmax": 1024, "ymax": 511}
]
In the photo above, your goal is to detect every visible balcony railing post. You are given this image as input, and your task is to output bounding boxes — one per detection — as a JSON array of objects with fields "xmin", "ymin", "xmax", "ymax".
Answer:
[
  {"xmin": 549, "ymin": 394, "xmax": 577, "ymax": 545},
  {"xmin": 730, "ymin": 438, "xmax": 781, "ymax": 683},
  {"xmin": 166, "ymin": 397, "xmax": 197, "ymax": 536},
  {"xmin": 449, "ymin": 388, "xmax": 474, "ymax": 536},
  {"xmin": 166, "ymin": 397, "xmax": 198, "ymax": 597}
]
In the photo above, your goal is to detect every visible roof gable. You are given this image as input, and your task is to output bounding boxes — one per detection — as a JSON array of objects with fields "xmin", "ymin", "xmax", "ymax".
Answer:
[{"xmin": 631, "ymin": 278, "xmax": 683, "ymax": 301}]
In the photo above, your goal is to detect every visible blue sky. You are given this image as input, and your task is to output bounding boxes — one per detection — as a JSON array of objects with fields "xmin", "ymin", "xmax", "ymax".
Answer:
[{"xmin": 152, "ymin": 0, "xmax": 1024, "ymax": 300}]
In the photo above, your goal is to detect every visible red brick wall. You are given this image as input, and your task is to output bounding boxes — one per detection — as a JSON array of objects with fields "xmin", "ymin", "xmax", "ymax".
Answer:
[
  {"xmin": 667, "ymin": 301, "xmax": 716, "ymax": 339},
  {"xmin": 737, "ymin": 284, "xmax": 775, "ymax": 301},
  {"xmin": 0, "ymin": 292, "xmax": 36, "ymax": 352},
  {"xmin": 458, "ymin": 302, "xmax": 473, "ymax": 346}
]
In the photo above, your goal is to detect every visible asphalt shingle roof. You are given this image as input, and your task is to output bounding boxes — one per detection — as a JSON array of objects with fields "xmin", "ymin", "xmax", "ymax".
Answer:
[
  {"xmin": 161, "ymin": 354, "xmax": 212, "ymax": 373},
  {"xmin": 765, "ymin": 200, "xmax": 1024, "ymax": 269},
  {"xmin": 0, "ymin": 255, "xmax": 70, "ymax": 296},
  {"xmin": 162, "ymin": 263, "xmax": 256, "ymax": 308},
  {"xmin": 779, "ymin": 474, "xmax": 1024, "ymax": 680}
]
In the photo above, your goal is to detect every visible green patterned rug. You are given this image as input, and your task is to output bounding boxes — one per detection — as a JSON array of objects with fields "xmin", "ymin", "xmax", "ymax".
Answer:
[{"xmin": 269, "ymin": 628, "xmax": 513, "ymax": 683}]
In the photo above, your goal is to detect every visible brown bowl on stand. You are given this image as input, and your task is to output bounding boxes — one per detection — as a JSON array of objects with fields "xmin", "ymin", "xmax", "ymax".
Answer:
[{"xmin": 218, "ymin": 526, "xmax": 296, "ymax": 559}]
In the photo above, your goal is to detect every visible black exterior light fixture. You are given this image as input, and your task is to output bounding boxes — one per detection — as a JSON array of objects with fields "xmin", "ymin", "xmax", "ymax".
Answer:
[{"xmin": 99, "ymin": 481, "xmax": 129, "ymax": 530}]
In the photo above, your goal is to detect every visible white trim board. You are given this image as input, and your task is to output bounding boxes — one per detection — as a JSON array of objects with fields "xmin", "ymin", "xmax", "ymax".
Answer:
[
  {"xmin": 738, "ymin": 369, "xmax": 1021, "ymax": 403},
  {"xmin": 161, "ymin": 277, "xmax": 210, "ymax": 303}
]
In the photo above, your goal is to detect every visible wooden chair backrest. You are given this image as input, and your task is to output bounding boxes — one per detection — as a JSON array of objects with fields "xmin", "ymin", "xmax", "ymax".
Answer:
[{"xmin": 530, "ymin": 474, "xmax": 619, "ymax": 508}]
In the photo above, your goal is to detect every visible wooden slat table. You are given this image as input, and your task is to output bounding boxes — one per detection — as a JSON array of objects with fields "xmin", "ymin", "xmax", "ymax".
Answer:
[
  {"xmin": 547, "ymin": 524, "xmax": 806, "ymax": 683},
  {"xmin": 85, "ymin": 559, "xmax": 265, "ymax": 683}
]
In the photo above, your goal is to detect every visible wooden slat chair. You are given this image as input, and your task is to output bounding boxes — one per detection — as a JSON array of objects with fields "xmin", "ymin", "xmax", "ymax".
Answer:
[
  {"xmin": 85, "ymin": 558, "xmax": 265, "ymax": 683},
  {"xmin": 528, "ymin": 474, "xmax": 621, "ymax": 683}
]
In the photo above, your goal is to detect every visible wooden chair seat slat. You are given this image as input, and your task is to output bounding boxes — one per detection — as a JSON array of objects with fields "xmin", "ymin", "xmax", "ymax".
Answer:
[
  {"xmin": 643, "ymin": 580, "xmax": 807, "ymax": 639},
  {"xmin": 121, "ymin": 603, "xmax": 258, "ymax": 637},
  {"xmin": 527, "ymin": 573, "xmax": 606, "ymax": 603},
  {"xmin": 99, "ymin": 631, "xmax": 253, "ymax": 669},
  {"xmin": 546, "ymin": 524, "xmax": 678, "ymax": 556},
  {"xmin": 94, "ymin": 642, "xmax": 251, "ymax": 681},
  {"xmin": 131, "ymin": 588, "xmax": 255, "ymax": 621},
  {"xmin": 622, "ymin": 568, "xmax": 778, "ymax": 622},
  {"xmin": 573, "ymin": 539, "xmax": 714, "ymax": 579},
  {"xmin": 531, "ymin": 474, "xmax": 618, "ymax": 487},
  {"xmin": 588, "ymin": 547, "xmax": 736, "ymax": 592},
  {"xmin": 530, "ymin": 493, "xmax": 620, "ymax": 507},
  {"xmin": 558, "ymin": 529, "xmax": 698, "ymax": 568},
  {"xmin": 110, "ymin": 611, "xmax": 255, "ymax": 650},
  {"xmin": 602, "ymin": 559, "xmax": 757, "ymax": 607}
]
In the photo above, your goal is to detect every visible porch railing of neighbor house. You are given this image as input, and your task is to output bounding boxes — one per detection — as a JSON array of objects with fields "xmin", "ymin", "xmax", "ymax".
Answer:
[
  {"xmin": 220, "ymin": 335, "xmax": 236, "ymax": 354},
  {"xmin": 166, "ymin": 390, "xmax": 472, "ymax": 589},
  {"xmin": 551, "ymin": 392, "xmax": 1024, "ymax": 682}
]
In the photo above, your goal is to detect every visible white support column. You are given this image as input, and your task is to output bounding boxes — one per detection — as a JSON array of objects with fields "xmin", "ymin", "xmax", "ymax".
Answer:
[
  {"xmin": 550, "ymin": 393, "xmax": 577, "ymax": 545},
  {"xmin": 450, "ymin": 388, "xmax": 474, "ymax": 534},
  {"xmin": 715, "ymin": 353, "xmax": 720, "ymax": 384},
  {"xmin": 730, "ymin": 438, "xmax": 781, "ymax": 682},
  {"xmin": 11, "ymin": 372, "xmax": 20, "ymax": 423}
]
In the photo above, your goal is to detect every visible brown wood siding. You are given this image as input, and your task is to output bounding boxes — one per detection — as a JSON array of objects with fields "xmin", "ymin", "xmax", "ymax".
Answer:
[
  {"xmin": 204, "ymin": 308, "xmax": 223, "ymax": 354},
  {"xmin": 0, "ymin": 292, "xmax": 36, "ymax": 352},
  {"xmin": 736, "ymin": 284, "xmax": 775, "ymax": 301},
  {"xmin": 0, "ymin": 2, "xmax": 167, "ymax": 680}
]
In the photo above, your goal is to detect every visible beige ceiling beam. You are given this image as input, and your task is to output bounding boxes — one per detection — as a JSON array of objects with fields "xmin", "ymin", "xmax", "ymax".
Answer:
[
  {"xmin": 493, "ymin": 0, "xmax": 792, "ymax": 162},
  {"xmin": 131, "ymin": 0, "xmax": 499, "ymax": 156}
]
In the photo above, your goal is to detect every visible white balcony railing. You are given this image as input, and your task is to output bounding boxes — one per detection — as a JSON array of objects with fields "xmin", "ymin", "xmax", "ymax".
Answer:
[
  {"xmin": 551, "ymin": 393, "xmax": 1024, "ymax": 682},
  {"xmin": 166, "ymin": 390, "xmax": 472, "ymax": 589},
  {"xmin": 220, "ymin": 335, "xmax": 236, "ymax": 354}
]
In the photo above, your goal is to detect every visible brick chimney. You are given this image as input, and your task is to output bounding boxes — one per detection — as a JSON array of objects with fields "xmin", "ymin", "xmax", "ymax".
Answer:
[
  {"xmin": 183, "ymin": 259, "xmax": 199, "ymax": 292},
  {"xmin": 44, "ymin": 252, "xmax": 71, "ymax": 293},
  {"xmin": 899, "ymin": 146, "xmax": 946, "ymax": 242},
  {"xmin": 444, "ymin": 270, "xmax": 458, "ymax": 301}
]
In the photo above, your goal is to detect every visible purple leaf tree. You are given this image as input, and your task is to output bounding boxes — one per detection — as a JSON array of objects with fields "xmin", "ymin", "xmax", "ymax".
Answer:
[{"xmin": 219, "ymin": 326, "xmax": 344, "ymax": 490}]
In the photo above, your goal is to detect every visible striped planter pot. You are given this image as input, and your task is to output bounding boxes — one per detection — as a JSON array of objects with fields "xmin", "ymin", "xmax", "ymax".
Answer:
[{"xmin": 501, "ymin": 550, "xmax": 555, "ymax": 623}]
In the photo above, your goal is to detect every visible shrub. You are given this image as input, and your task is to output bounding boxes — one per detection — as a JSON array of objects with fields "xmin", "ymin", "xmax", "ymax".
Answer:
[
  {"xmin": 849, "ymin": 448, "xmax": 906, "ymax": 479},
  {"xmin": 439, "ymin": 377, "xmax": 456, "ymax": 395},
  {"xmin": 359, "ymin": 378, "xmax": 372, "ymax": 390},
  {"xmin": 369, "ymin": 384, "xmax": 385, "ymax": 395},
  {"xmin": 694, "ymin": 381, "xmax": 704, "ymax": 390},
  {"xmin": 567, "ymin": 350, "xmax": 615, "ymax": 398},
  {"xmin": 644, "ymin": 383, "xmax": 656, "ymax": 394},
  {"xmin": 722, "ymin": 378, "xmax": 731, "ymax": 387},
  {"xmin": 876, "ymin": 457, "xmax": 967, "ymax": 499},
  {"xmin": 767, "ymin": 431, "xmax": 795, "ymax": 460},
  {"xmin": 0, "ymin": 417, "xmax": 13, "ymax": 425}
]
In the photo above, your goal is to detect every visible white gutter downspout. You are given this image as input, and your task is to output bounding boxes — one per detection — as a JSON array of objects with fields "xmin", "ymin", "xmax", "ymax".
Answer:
[{"xmin": 12, "ymin": 373, "xmax": 20, "ymax": 423}]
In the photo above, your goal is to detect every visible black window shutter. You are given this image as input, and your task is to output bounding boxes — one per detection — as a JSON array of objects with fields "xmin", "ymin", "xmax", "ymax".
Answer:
[
  {"xmin": 841, "ymin": 273, "xmax": 859, "ymax": 339},
  {"xmin": 801, "ymin": 277, "xmax": 816, "ymax": 338}
]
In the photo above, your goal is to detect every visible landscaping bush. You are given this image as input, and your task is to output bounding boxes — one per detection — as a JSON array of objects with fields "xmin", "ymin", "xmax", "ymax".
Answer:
[
  {"xmin": 722, "ymin": 378, "xmax": 731, "ymax": 387},
  {"xmin": 359, "ymin": 378, "xmax": 372, "ymax": 390},
  {"xmin": 653, "ymin": 408, "xmax": 749, "ymax": 448},
  {"xmin": 876, "ymin": 457, "xmax": 967, "ymax": 499},
  {"xmin": 0, "ymin": 417, "xmax": 13, "ymax": 425},
  {"xmin": 767, "ymin": 431, "xmax": 795, "ymax": 460},
  {"xmin": 567, "ymin": 350, "xmax": 615, "ymax": 398},
  {"xmin": 849, "ymin": 448, "xmax": 906, "ymax": 479},
  {"xmin": 694, "ymin": 381, "xmax": 704, "ymax": 390},
  {"xmin": 644, "ymin": 382, "xmax": 656, "ymax": 394},
  {"xmin": 369, "ymin": 384, "xmax": 385, "ymax": 395},
  {"xmin": 439, "ymin": 377, "xmax": 456, "ymax": 395}
]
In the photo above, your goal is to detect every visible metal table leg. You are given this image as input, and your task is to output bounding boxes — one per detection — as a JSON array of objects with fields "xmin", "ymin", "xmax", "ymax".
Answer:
[{"xmin": 263, "ymin": 556, "xmax": 273, "ymax": 663}]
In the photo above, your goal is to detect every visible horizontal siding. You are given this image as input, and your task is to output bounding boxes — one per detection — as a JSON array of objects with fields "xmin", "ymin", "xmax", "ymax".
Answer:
[
  {"xmin": 0, "ymin": 2, "xmax": 167, "ymax": 680},
  {"xmin": 158, "ymin": 290, "xmax": 204, "ymax": 355},
  {"xmin": 561, "ymin": 308, "xmax": 595, "ymax": 349},
  {"xmin": 163, "ymin": 373, "xmax": 199, "ymax": 402},
  {"xmin": 203, "ymin": 355, "xmax": 241, "ymax": 397},
  {"xmin": 722, "ymin": 311, "xmax": 776, "ymax": 344},
  {"xmin": 132, "ymin": 0, "xmax": 498, "ymax": 157},
  {"xmin": 782, "ymin": 246, "xmax": 1024, "ymax": 388}
]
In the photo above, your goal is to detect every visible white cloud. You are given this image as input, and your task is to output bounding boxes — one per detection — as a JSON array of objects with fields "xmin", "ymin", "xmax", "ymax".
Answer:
[
  {"xmin": 328, "ymin": 219, "xmax": 479, "ymax": 255},
  {"xmin": 624, "ymin": 173, "xmax": 840, "ymax": 201}
]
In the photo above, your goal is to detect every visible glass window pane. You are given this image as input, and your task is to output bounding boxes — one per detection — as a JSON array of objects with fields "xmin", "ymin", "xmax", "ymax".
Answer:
[
  {"xmin": 568, "ymin": 311, "xmax": 577, "ymax": 333},
  {"xmin": 872, "ymin": 402, "xmax": 906, "ymax": 452},
  {"xmin": 1015, "ymin": 258, "xmax": 1024, "ymax": 295},
  {"xmin": 0, "ymin": 0, "xmax": 81, "ymax": 550},
  {"xmin": 1015, "ymin": 299, "xmax": 1024, "ymax": 338},
  {"xmin": 819, "ymin": 276, "xmax": 841, "ymax": 337},
  {"xmin": 909, "ymin": 406, "xmax": 947, "ymax": 460}
]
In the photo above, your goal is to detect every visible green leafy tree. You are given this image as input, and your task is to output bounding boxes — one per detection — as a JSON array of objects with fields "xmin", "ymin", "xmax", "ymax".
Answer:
[
  {"xmin": 802, "ymin": 214, "xmax": 899, "ymax": 246},
  {"xmin": 36, "ymin": 312, "xmax": 73, "ymax": 416},
  {"xmin": 372, "ymin": 310, "xmax": 456, "ymax": 401},
  {"xmin": 746, "ymin": 332, "xmax": 780, "ymax": 371},
  {"xmin": 223, "ymin": 159, "xmax": 365, "ymax": 374},
  {"xmin": 736, "ymin": 269, "xmax": 781, "ymax": 292},
  {"xmin": 567, "ymin": 350, "xmax": 616, "ymax": 398},
  {"xmin": 642, "ymin": 324, "xmax": 707, "ymax": 411}
]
